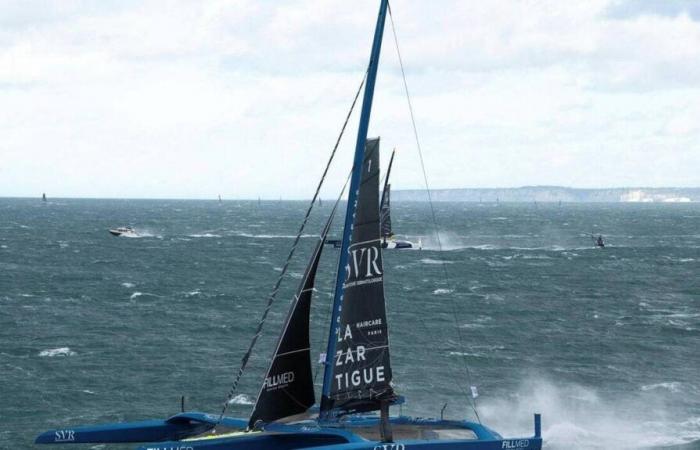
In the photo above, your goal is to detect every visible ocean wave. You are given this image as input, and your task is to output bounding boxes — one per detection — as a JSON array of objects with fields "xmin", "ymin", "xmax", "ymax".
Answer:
[
  {"xmin": 228, "ymin": 394, "xmax": 253, "ymax": 405},
  {"xmin": 641, "ymin": 382, "xmax": 683, "ymax": 393},
  {"xmin": 479, "ymin": 377, "xmax": 699, "ymax": 449},
  {"xmin": 39, "ymin": 347, "xmax": 76, "ymax": 357},
  {"xmin": 235, "ymin": 232, "xmax": 316, "ymax": 239},
  {"xmin": 188, "ymin": 233, "xmax": 221, "ymax": 238},
  {"xmin": 420, "ymin": 258, "xmax": 453, "ymax": 265},
  {"xmin": 121, "ymin": 282, "xmax": 135, "ymax": 288},
  {"xmin": 432, "ymin": 288, "xmax": 454, "ymax": 295},
  {"xmin": 129, "ymin": 292, "xmax": 159, "ymax": 300}
]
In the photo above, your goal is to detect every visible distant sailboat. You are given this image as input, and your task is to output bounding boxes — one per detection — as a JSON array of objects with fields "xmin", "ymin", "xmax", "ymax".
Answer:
[
  {"xmin": 218, "ymin": 195, "xmax": 222, "ymax": 204},
  {"xmin": 42, "ymin": 193, "xmax": 47, "ymax": 202},
  {"xmin": 380, "ymin": 148, "xmax": 419, "ymax": 249},
  {"xmin": 594, "ymin": 234, "xmax": 605, "ymax": 248}
]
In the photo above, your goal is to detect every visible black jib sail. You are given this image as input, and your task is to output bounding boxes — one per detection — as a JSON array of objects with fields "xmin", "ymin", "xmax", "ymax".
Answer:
[
  {"xmin": 379, "ymin": 149, "xmax": 395, "ymax": 240},
  {"xmin": 326, "ymin": 138, "xmax": 394, "ymax": 414},
  {"xmin": 248, "ymin": 208, "xmax": 336, "ymax": 428}
]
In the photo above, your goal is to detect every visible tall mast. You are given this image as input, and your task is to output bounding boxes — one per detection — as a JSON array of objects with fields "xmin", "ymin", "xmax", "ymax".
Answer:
[{"xmin": 321, "ymin": 0, "xmax": 389, "ymax": 417}]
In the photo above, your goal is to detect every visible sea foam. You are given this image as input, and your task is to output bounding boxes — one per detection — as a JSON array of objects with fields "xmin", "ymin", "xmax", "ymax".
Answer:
[{"xmin": 39, "ymin": 347, "xmax": 76, "ymax": 357}]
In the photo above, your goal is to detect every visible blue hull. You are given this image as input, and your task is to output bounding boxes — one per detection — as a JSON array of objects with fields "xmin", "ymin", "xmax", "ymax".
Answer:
[
  {"xmin": 36, "ymin": 413, "xmax": 542, "ymax": 450},
  {"xmin": 35, "ymin": 412, "xmax": 246, "ymax": 444},
  {"xmin": 137, "ymin": 415, "xmax": 542, "ymax": 450}
]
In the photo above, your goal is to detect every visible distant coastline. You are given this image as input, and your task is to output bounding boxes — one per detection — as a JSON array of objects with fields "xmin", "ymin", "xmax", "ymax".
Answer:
[
  {"xmin": 3, "ymin": 186, "xmax": 700, "ymax": 202},
  {"xmin": 393, "ymin": 186, "xmax": 700, "ymax": 203}
]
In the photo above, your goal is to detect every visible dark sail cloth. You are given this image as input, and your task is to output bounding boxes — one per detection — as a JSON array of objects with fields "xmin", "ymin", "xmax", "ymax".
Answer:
[
  {"xmin": 324, "ymin": 138, "xmax": 395, "ymax": 415},
  {"xmin": 248, "ymin": 209, "xmax": 336, "ymax": 427}
]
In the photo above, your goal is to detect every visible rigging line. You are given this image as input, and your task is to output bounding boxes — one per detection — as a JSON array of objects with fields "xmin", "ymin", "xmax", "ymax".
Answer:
[
  {"xmin": 387, "ymin": 2, "xmax": 481, "ymax": 424},
  {"xmin": 215, "ymin": 70, "xmax": 368, "ymax": 427},
  {"xmin": 313, "ymin": 170, "xmax": 352, "ymax": 386}
]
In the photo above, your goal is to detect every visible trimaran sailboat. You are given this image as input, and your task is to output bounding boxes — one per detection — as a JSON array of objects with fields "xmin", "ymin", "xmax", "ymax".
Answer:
[
  {"xmin": 36, "ymin": 2, "xmax": 542, "ymax": 449},
  {"xmin": 379, "ymin": 149, "xmax": 420, "ymax": 250}
]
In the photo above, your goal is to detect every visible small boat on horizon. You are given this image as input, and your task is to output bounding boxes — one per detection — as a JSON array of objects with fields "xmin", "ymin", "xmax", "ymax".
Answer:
[
  {"xmin": 595, "ymin": 234, "xmax": 605, "ymax": 248},
  {"xmin": 109, "ymin": 226, "xmax": 138, "ymax": 237}
]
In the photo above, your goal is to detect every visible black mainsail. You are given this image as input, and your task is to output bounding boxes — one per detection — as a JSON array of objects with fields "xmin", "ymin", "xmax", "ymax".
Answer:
[
  {"xmin": 379, "ymin": 149, "xmax": 394, "ymax": 240},
  {"xmin": 248, "ymin": 210, "xmax": 336, "ymax": 428},
  {"xmin": 325, "ymin": 138, "xmax": 394, "ymax": 414},
  {"xmin": 380, "ymin": 184, "xmax": 392, "ymax": 239}
]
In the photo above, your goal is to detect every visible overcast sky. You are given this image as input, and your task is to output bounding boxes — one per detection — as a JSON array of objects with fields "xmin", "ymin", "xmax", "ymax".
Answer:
[{"xmin": 1, "ymin": 0, "xmax": 699, "ymax": 199}]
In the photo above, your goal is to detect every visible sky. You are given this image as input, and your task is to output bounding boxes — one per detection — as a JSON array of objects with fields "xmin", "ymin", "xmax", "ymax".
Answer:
[{"xmin": 1, "ymin": 0, "xmax": 699, "ymax": 199}]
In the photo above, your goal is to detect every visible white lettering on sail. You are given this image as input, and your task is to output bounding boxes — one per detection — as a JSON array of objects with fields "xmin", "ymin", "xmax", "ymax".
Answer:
[
  {"xmin": 334, "ymin": 346, "xmax": 367, "ymax": 367},
  {"xmin": 356, "ymin": 319, "xmax": 381, "ymax": 328},
  {"xmin": 351, "ymin": 247, "xmax": 366, "ymax": 280},
  {"xmin": 345, "ymin": 245, "xmax": 382, "ymax": 286},
  {"xmin": 344, "ymin": 349, "xmax": 355, "ymax": 364},
  {"xmin": 366, "ymin": 246, "xmax": 381, "ymax": 277},
  {"xmin": 263, "ymin": 371, "xmax": 295, "ymax": 391},
  {"xmin": 356, "ymin": 345, "xmax": 366, "ymax": 361},
  {"xmin": 335, "ymin": 350, "xmax": 343, "ymax": 366},
  {"xmin": 334, "ymin": 366, "xmax": 386, "ymax": 391}
]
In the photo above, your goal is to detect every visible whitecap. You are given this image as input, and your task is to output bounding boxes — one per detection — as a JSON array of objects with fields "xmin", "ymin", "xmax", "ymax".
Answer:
[
  {"xmin": 641, "ymin": 382, "xmax": 683, "ymax": 393},
  {"xmin": 432, "ymin": 288, "xmax": 454, "ymax": 295},
  {"xmin": 420, "ymin": 258, "xmax": 453, "ymax": 265},
  {"xmin": 188, "ymin": 233, "xmax": 221, "ymax": 238},
  {"xmin": 235, "ymin": 232, "xmax": 315, "ymax": 239},
  {"xmin": 121, "ymin": 282, "xmax": 135, "ymax": 288},
  {"xmin": 129, "ymin": 292, "xmax": 161, "ymax": 300},
  {"xmin": 228, "ymin": 394, "xmax": 253, "ymax": 405},
  {"xmin": 39, "ymin": 347, "xmax": 76, "ymax": 357}
]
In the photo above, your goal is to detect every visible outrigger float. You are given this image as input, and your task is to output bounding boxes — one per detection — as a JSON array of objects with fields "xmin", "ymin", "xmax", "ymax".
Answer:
[{"xmin": 36, "ymin": 2, "xmax": 542, "ymax": 449}]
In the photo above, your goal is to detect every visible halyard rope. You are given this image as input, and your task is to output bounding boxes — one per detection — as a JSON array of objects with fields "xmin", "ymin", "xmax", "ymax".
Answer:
[{"xmin": 387, "ymin": 2, "xmax": 482, "ymax": 424}]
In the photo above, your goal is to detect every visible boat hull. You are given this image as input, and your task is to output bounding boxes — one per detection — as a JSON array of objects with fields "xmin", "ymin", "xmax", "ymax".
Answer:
[
  {"xmin": 135, "ymin": 415, "xmax": 542, "ymax": 450},
  {"xmin": 35, "ymin": 413, "xmax": 246, "ymax": 445},
  {"xmin": 138, "ymin": 433, "xmax": 541, "ymax": 450},
  {"xmin": 382, "ymin": 239, "xmax": 419, "ymax": 250},
  {"xmin": 36, "ymin": 413, "xmax": 542, "ymax": 450}
]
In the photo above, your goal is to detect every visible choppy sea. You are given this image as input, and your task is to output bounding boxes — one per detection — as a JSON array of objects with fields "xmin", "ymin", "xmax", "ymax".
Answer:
[{"xmin": 1, "ymin": 198, "xmax": 699, "ymax": 449}]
